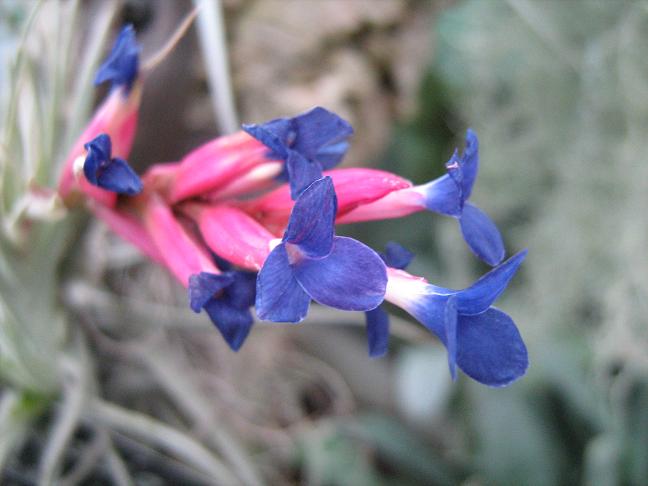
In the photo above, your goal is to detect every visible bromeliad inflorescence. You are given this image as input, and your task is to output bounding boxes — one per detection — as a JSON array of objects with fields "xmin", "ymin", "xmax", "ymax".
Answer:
[{"xmin": 57, "ymin": 25, "xmax": 529, "ymax": 387}]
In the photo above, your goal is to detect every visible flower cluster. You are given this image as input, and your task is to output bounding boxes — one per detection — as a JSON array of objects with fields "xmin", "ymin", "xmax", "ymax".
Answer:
[{"xmin": 58, "ymin": 26, "xmax": 528, "ymax": 386}]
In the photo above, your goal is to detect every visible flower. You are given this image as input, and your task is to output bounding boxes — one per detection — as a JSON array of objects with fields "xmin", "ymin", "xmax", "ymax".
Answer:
[
  {"xmin": 339, "ymin": 130, "xmax": 505, "ymax": 265},
  {"xmin": 255, "ymin": 176, "xmax": 387, "ymax": 322},
  {"xmin": 385, "ymin": 249, "xmax": 528, "ymax": 386},
  {"xmin": 243, "ymin": 107, "xmax": 354, "ymax": 199},
  {"xmin": 58, "ymin": 25, "xmax": 142, "ymax": 207},
  {"xmin": 79, "ymin": 134, "xmax": 142, "ymax": 195}
]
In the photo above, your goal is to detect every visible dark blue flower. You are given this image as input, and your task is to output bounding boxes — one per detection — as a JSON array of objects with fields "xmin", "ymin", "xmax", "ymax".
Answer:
[
  {"xmin": 83, "ymin": 134, "xmax": 142, "ymax": 195},
  {"xmin": 386, "ymin": 249, "xmax": 528, "ymax": 386},
  {"xmin": 242, "ymin": 107, "xmax": 354, "ymax": 199},
  {"xmin": 94, "ymin": 25, "xmax": 140, "ymax": 93},
  {"xmin": 255, "ymin": 176, "xmax": 387, "ymax": 322},
  {"xmin": 421, "ymin": 129, "xmax": 505, "ymax": 266},
  {"xmin": 189, "ymin": 271, "xmax": 257, "ymax": 351},
  {"xmin": 364, "ymin": 242, "xmax": 414, "ymax": 357}
]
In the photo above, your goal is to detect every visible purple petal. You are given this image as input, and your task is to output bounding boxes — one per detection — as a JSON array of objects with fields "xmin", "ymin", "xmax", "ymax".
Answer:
[
  {"xmin": 421, "ymin": 174, "xmax": 462, "ymax": 217},
  {"xmin": 293, "ymin": 236, "xmax": 387, "ymax": 311},
  {"xmin": 459, "ymin": 203, "xmax": 505, "ymax": 266},
  {"xmin": 460, "ymin": 129, "xmax": 479, "ymax": 200},
  {"xmin": 283, "ymin": 176, "xmax": 337, "ymax": 258},
  {"xmin": 381, "ymin": 242, "xmax": 414, "ymax": 270},
  {"xmin": 83, "ymin": 134, "xmax": 112, "ymax": 184},
  {"xmin": 242, "ymin": 118, "xmax": 292, "ymax": 160},
  {"xmin": 456, "ymin": 249, "xmax": 527, "ymax": 315},
  {"xmin": 365, "ymin": 306, "xmax": 390, "ymax": 358},
  {"xmin": 445, "ymin": 296, "xmax": 458, "ymax": 380},
  {"xmin": 226, "ymin": 271, "xmax": 257, "ymax": 309},
  {"xmin": 255, "ymin": 244, "xmax": 310, "ymax": 323},
  {"xmin": 94, "ymin": 25, "xmax": 140, "ymax": 92},
  {"xmin": 316, "ymin": 140, "xmax": 351, "ymax": 170},
  {"xmin": 203, "ymin": 298, "xmax": 254, "ymax": 351},
  {"xmin": 456, "ymin": 308, "xmax": 528, "ymax": 387},
  {"xmin": 188, "ymin": 272, "xmax": 235, "ymax": 313},
  {"xmin": 286, "ymin": 151, "xmax": 323, "ymax": 200},
  {"xmin": 291, "ymin": 107, "xmax": 353, "ymax": 163},
  {"xmin": 96, "ymin": 157, "xmax": 143, "ymax": 195}
]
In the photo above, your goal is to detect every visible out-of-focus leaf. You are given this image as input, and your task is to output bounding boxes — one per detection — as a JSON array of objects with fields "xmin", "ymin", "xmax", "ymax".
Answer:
[
  {"xmin": 345, "ymin": 414, "xmax": 458, "ymax": 486},
  {"xmin": 622, "ymin": 381, "xmax": 648, "ymax": 485},
  {"xmin": 583, "ymin": 434, "xmax": 620, "ymax": 486},
  {"xmin": 467, "ymin": 383, "xmax": 567, "ymax": 486},
  {"xmin": 298, "ymin": 423, "xmax": 379, "ymax": 486},
  {"xmin": 395, "ymin": 345, "xmax": 452, "ymax": 422}
]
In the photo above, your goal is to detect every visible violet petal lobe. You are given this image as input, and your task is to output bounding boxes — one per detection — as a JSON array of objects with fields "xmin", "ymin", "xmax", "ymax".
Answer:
[
  {"xmin": 96, "ymin": 157, "xmax": 143, "ymax": 195},
  {"xmin": 284, "ymin": 176, "xmax": 337, "ymax": 258},
  {"xmin": 365, "ymin": 306, "xmax": 390, "ymax": 358},
  {"xmin": 455, "ymin": 308, "xmax": 528, "ymax": 387},
  {"xmin": 459, "ymin": 203, "xmax": 505, "ymax": 266},
  {"xmin": 292, "ymin": 236, "xmax": 387, "ymax": 311},
  {"xmin": 226, "ymin": 271, "xmax": 257, "ymax": 310},
  {"xmin": 290, "ymin": 107, "xmax": 353, "ymax": 163},
  {"xmin": 455, "ymin": 249, "xmax": 527, "ymax": 315},
  {"xmin": 203, "ymin": 297, "xmax": 254, "ymax": 351},
  {"xmin": 286, "ymin": 151, "xmax": 323, "ymax": 200},
  {"xmin": 188, "ymin": 272, "xmax": 235, "ymax": 313},
  {"xmin": 444, "ymin": 296, "xmax": 458, "ymax": 380},
  {"xmin": 460, "ymin": 129, "xmax": 479, "ymax": 200},
  {"xmin": 241, "ymin": 118, "xmax": 292, "ymax": 160},
  {"xmin": 255, "ymin": 244, "xmax": 311, "ymax": 323},
  {"xmin": 421, "ymin": 174, "xmax": 463, "ymax": 217},
  {"xmin": 83, "ymin": 134, "xmax": 112, "ymax": 184},
  {"xmin": 381, "ymin": 242, "xmax": 414, "ymax": 270},
  {"xmin": 94, "ymin": 25, "xmax": 140, "ymax": 92}
]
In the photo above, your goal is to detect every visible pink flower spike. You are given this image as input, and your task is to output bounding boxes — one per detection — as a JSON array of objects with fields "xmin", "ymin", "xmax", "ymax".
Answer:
[
  {"xmin": 91, "ymin": 201, "xmax": 164, "ymax": 265},
  {"xmin": 167, "ymin": 131, "xmax": 271, "ymax": 203},
  {"xmin": 58, "ymin": 84, "xmax": 142, "ymax": 207},
  {"xmin": 336, "ymin": 186, "xmax": 427, "ymax": 224},
  {"xmin": 242, "ymin": 168, "xmax": 412, "ymax": 231},
  {"xmin": 143, "ymin": 194, "xmax": 219, "ymax": 286},
  {"xmin": 205, "ymin": 161, "xmax": 284, "ymax": 202},
  {"xmin": 188, "ymin": 204, "xmax": 274, "ymax": 271}
]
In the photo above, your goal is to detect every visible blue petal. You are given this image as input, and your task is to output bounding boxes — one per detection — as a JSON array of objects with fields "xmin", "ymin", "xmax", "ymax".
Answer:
[
  {"xmin": 421, "ymin": 174, "xmax": 462, "ymax": 217},
  {"xmin": 242, "ymin": 107, "xmax": 353, "ymax": 169},
  {"xmin": 203, "ymin": 297, "xmax": 254, "ymax": 351},
  {"xmin": 226, "ymin": 271, "xmax": 257, "ymax": 309},
  {"xmin": 459, "ymin": 203, "xmax": 505, "ymax": 266},
  {"xmin": 255, "ymin": 244, "xmax": 310, "ymax": 323},
  {"xmin": 286, "ymin": 151, "xmax": 323, "ymax": 200},
  {"xmin": 407, "ymin": 293, "xmax": 448, "ymax": 340},
  {"xmin": 381, "ymin": 242, "xmax": 414, "ymax": 270},
  {"xmin": 456, "ymin": 249, "xmax": 527, "ymax": 315},
  {"xmin": 96, "ymin": 157, "xmax": 143, "ymax": 195},
  {"xmin": 83, "ymin": 134, "xmax": 112, "ymax": 184},
  {"xmin": 460, "ymin": 129, "xmax": 479, "ymax": 200},
  {"xmin": 444, "ymin": 296, "xmax": 458, "ymax": 380},
  {"xmin": 94, "ymin": 25, "xmax": 140, "ymax": 92},
  {"xmin": 292, "ymin": 236, "xmax": 387, "ymax": 311},
  {"xmin": 317, "ymin": 140, "xmax": 350, "ymax": 170},
  {"xmin": 188, "ymin": 272, "xmax": 235, "ymax": 313},
  {"xmin": 242, "ymin": 118, "xmax": 292, "ymax": 160},
  {"xmin": 365, "ymin": 306, "xmax": 390, "ymax": 358},
  {"xmin": 290, "ymin": 107, "xmax": 353, "ymax": 164},
  {"xmin": 456, "ymin": 308, "xmax": 528, "ymax": 387},
  {"xmin": 283, "ymin": 177, "xmax": 337, "ymax": 258}
]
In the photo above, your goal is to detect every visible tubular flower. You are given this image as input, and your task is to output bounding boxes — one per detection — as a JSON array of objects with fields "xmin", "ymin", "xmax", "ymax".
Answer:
[
  {"xmin": 58, "ymin": 25, "xmax": 142, "ymax": 207},
  {"xmin": 60, "ymin": 33, "xmax": 527, "ymax": 386},
  {"xmin": 385, "ymin": 250, "xmax": 528, "ymax": 386},
  {"xmin": 255, "ymin": 177, "xmax": 387, "ymax": 322}
]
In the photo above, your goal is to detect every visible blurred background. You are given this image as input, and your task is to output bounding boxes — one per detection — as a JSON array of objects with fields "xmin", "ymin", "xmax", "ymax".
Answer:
[{"xmin": 1, "ymin": 0, "xmax": 648, "ymax": 485}]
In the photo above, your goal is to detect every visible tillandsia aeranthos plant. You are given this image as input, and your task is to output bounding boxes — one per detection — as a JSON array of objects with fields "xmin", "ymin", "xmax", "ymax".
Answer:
[{"xmin": 57, "ymin": 19, "xmax": 529, "ymax": 388}]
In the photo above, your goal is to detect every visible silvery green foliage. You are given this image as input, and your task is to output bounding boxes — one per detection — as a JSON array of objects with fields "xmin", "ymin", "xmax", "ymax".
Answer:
[{"xmin": 435, "ymin": 1, "xmax": 648, "ymax": 484}]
